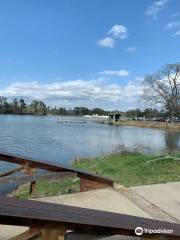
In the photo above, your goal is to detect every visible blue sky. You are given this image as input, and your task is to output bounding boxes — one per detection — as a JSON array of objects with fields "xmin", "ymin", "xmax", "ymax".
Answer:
[{"xmin": 0, "ymin": 0, "xmax": 180, "ymax": 110}]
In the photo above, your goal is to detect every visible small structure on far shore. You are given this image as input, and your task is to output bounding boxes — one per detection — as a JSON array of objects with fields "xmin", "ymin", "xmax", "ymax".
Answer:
[{"xmin": 109, "ymin": 112, "xmax": 125, "ymax": 122}]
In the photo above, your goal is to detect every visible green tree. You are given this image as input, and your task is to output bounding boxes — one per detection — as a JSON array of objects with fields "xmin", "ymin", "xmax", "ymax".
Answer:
[
  {"xmin": 0, "ymin": 96, "xmax": 9, "ymax": 113},
  {"xmin": 30, "ymin": 100, "xmax": 47, "ymax": 115},
  {"xmin": 12, "ymin": 98, "xmax": 19, "ymax": 114},
  {"xmin": 143, "ymin": 108, "xmax": 158, "ymax": 119},
  {"xmin": 126, "ymin": 109, "xmax": 142, "ymax": 119},
  {"xmin": 19, "ymin": 98, "xmax": 26, "ymax": 114}
]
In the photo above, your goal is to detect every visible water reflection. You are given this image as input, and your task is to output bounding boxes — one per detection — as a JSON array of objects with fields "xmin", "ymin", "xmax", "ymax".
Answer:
[
  {"xmin": 165, "ymin": 131, "xmax": 180, "ymax": 154},
  {"xmin": 0, "ymin": 115, "xmax": 179, "ymax": 196},
  {"xmin": 0, "ymin": 115, "xmax": 179, "ymax": 166}
]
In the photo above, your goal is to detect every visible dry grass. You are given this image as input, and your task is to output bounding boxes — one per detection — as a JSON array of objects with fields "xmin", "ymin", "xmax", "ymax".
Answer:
[{"xmin": 111, "ymin": 121, "xmax": 180, "ymax": 131}]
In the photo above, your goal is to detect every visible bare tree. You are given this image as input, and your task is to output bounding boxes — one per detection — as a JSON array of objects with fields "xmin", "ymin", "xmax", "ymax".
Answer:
[{"xmin": 143, "ymin": 64, "xmax": 180, "ymax": 123}]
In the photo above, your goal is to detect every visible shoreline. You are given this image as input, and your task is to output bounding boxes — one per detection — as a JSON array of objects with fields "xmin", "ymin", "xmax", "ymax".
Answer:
[
  {"xmin": 100, "ymin": 120, "xmax": 180, "ymax": 132},
  {"xmin": 11, "ymin": 151, "xmax": 180, "ymax": 199}
]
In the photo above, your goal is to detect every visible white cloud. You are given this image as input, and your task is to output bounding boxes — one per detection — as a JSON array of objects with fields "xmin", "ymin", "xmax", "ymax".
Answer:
[
  {"xmin": 125, "ymin": 47, "xmax": 137, "ymax": 52},
  {"xmin": 97, "ymin": 24, "xmax": 128, "ymax": 48},
  {"xmin": 97, "ymin": 37, "xmax": 115, "ymax": 48},
  {"xmin": 108, "ymin": 25, "xmax": 128, "ymax": 39},
  {"xmin": 100, "ymin": 70, "xmax": 130, "ymax": 77},
  {"xmin": 0, "ymin": 79, "xmax": 142, "ymax": 109},
  {"xmin": 165, "ymin": 21, "xmax": 180, "ymax": 29},
  {"xmin": 146, "ymin": 0, "xmax": 169, "ymax": 20},
  {"xmin": 172, "ymin": 30, "xmax": 180, "ymax": 36},
  {"xmin": 154, "ymin": 0, "xmax": 168, "ymax": 7}
]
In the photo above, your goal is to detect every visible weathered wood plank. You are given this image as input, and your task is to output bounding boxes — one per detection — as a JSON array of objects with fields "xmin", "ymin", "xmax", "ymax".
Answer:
[
  {"xmin": 9, "ymin": 228, "xmax": 40, "ymax": 240},
  {"xmin": 0, "ymin": 166, "xmax": 22, "ymax": 177},
  {"xmin": 80, "ymin": 176, "xmax": 112, "ymax": 192},
  {"xmin": 0, "ymin": 197, "xmax": 179, "ymax": 238},
  {"xmin": 21, "ymin": 167, "xmax": 37, "ymax": 176},
  {"xmin": 0, "ymin": 151, "xmax": 113, "ymax": 187}
]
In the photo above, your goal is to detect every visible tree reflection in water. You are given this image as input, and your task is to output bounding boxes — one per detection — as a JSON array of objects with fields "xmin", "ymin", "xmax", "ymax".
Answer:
[{"xmin": 165, "ymin": 131, "xmax": 180, "ymax": 155}]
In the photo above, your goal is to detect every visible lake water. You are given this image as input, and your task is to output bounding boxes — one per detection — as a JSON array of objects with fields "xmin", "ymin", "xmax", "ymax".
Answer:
[
  {"xmin": 0, "ymin": 115, "xmax": 180, "ymax": 195},
  {"xmin": 0, "ymin": 115, "xmax": 180, "ymax": 165}
]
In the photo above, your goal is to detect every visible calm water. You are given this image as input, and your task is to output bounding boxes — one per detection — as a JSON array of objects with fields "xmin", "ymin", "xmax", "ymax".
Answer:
[
  {"xmin": 0, "ymin": 115, "xmax": 180, "ymax": 195},
  {"xmin": 0, "ymin": 115, "xmax": 180, "ymax": 164}
]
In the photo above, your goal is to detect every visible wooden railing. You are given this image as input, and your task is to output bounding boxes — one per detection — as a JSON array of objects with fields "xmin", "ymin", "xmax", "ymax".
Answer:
[
  {"xmin": 0, "ymin": 196, "xmax": 180, "ymax": 239},
  {"xmin": 0, "ymin": 151, "xmax": 113, "ymax": 193},
  {"xmin": 0, "ymin": 152, "xmax": 180, "ymax": 239}
]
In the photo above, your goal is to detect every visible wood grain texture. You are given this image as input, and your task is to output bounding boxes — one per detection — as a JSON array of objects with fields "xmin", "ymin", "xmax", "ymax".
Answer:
[
  {"xmin": 0, "ymin": 197, "xmax": 179, "ymax": 238},
  {"xmin": 0, "ymin": 152, "xmax": 113, "ymax": 188}
]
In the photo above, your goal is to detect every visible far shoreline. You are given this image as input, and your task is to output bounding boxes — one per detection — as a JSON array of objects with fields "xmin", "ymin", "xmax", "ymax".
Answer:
[
  {"xmin": 1, "ymin": 114, "xmax": 180, "ymax": 132},
  {"xmin": 99, "ymin": 120, "xmax": 180, "ymax": 132}
]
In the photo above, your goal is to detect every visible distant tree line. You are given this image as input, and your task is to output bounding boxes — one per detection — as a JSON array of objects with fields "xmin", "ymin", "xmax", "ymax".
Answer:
[
  {"xmin": 50, "ymin": 107, "xmax": 171, "ymax": 119},
  {"xmin": 0, "ymin": 96, "xmax": 174, "ymax": 119},
  {"xmin": 0, "ymin": 97, "xmax": 47, "ymax": 115},
  {"xmin": 0, "ymin": 98, "xmax": 109, "ymax": 116},
  {"xmin": 125, "ymin": 108, "xmax": 167, "ymax": 119},
  {"xmin": 49, "ymin": 106, "xmax": 109, "ymax": 116}
]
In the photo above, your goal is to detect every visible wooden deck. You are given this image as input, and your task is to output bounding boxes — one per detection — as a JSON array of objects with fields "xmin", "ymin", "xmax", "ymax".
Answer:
[{"xmin": 0, "ymin": 151, "xmax": 180, "ymax": 240}]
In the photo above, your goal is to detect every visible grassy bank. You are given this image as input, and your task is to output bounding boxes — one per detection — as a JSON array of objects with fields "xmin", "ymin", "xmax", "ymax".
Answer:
[
  {"xmin": 10, "ymin": 177, "xmax": 80, "ymax": 199},
  {"xmin": 11, "ymin": 152, "xmax": 180, "ymax": 199},
  {"xmin": 106, "ymin": 120, "xmax": 180, "ymax": 131},
  {"xmin": 74, "ymin": 152, "xmax": 180, "ymax": 186}
]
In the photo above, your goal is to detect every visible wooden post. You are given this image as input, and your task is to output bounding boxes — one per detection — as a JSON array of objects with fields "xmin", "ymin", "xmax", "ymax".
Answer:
[
  {"xmin": 29, "ymin": 180, "xmax": 36, "ymax": 195},
  {"xmin": 40, "ymin": 229, "xmax": 66, "ymax": 240},
  {"xmin": 21, "ymin": 166, "xmax": 37, "ymax": 175}
]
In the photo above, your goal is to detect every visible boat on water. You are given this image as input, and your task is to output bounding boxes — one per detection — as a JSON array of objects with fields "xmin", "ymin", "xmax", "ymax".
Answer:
[{"xmin": 57, "ymin": 118, "xmax": 87, "ymax": 124}]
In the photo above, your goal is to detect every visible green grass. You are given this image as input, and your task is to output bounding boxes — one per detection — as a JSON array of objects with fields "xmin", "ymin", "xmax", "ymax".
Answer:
[
  {"xmin": 11, "ymin": 177, "xmax": 80, "ymax": 199},
  {"xmin": 11, "ymin": 152, "xmax": 180, "ymax": 199},
  {"xmin": 73, "ymin": 152, "xmax": 180, "ymax": 187}
]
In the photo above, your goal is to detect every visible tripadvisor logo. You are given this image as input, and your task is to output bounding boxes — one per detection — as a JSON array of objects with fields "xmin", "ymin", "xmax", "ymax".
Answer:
[
  {"xmin": 135, "ymin": 227, "xmax": 143, "ymax": 236},
  {"xmin": 135, "ymin": 226, "xmax": 174, "ymax": 236}
]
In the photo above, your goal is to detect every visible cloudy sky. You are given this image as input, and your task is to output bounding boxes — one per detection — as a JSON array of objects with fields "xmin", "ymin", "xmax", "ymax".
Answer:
[{"xmin": 0, "ymin": 0, "xmax": 179, "ymax": 110}]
